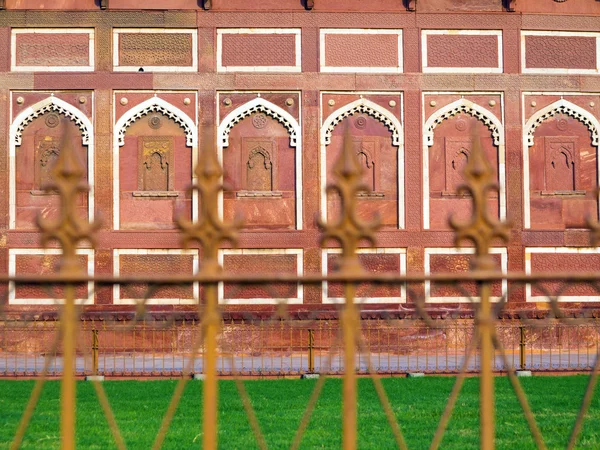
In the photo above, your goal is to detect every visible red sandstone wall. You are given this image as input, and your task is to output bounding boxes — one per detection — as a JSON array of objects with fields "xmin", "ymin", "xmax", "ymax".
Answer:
[{"xmin": 0, "ymin": 3, "xmax": 599, "ymax": 316}]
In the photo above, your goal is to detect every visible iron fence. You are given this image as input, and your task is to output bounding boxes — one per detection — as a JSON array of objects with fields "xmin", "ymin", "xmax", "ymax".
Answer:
[{"xmin": 3, "ymin": 126, "xmax": 600, "ymax": 449}]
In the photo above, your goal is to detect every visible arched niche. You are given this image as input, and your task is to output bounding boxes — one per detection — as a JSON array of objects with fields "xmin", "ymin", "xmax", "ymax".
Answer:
[
  {"xmin": 423, "ymin": 98, "xmax": 505, "ymax": 230},
  {"xmin": 523, "ymin": 98, "xmax": 600, "ymax": 229},
  {"xmin": 320, "ymin": 97, "xmax": 404, "ymax": 229},
  {"xmin": 9, "ymin": 96, "xmax": 93, "ymax": 229},
  {"xmin": 113, "ymin": 97, "xmax": 197, "ymax": 230},
  {"xmin": 218, "ymin": 97, "xmax": 302, "ymax": 230}
]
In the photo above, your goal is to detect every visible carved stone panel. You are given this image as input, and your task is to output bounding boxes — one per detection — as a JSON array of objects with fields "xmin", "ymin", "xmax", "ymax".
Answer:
[
  {"xmin": 353, "ymin": 137, "xmax": 379, "ymax": 193},
  {"xmin": 137, "ymin": 136, "xmax": 174, "ymax": 192},
  {"xmin": 444, "ymin": 137, "xmax": 473, "ymax": 194},
  {"xmin": 118, "ymin": 32, "xmax": 194, "ymax": 68},
  {"xmin": 242, "ymin": 139, "xmax": 276, "ymax": 192},
  {"xmin": 544, "ymin": 137, "xmax": 578, "ymax": 192},
  {"xmin": 35, "ymin": 135, "xmax": 61, "ymax": 190}
]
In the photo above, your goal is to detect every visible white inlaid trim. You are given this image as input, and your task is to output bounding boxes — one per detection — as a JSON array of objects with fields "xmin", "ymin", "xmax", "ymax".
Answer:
[
  {"xmin": 320, "ymin": 94, "xmax": 405, "ymax": 229},
  {"xmin": 422, "ymin": 30, "xmax": 503, "ymax": 73},
  {"xmin": 218, "ymin": 248, "xmax": 303, "ymax": 304},
  {"xmin": 422, "ymin": 94, "xmax": 505, "ymax": 229},
  {"xmin": 217, "ymin": 94, "xmax": 303, "ymax": 230},
  {"xmin": 11, "ymin": 28, "xmax": 95, "ymax": 72},
  {"xmin": 113, "ymin": 249, "xmax": 199, "ymax": 305},
  {"xmin": 320, "ymin": 29, "xmax": 403, "ymax": 73},
  {"xmin": 112, "ymin": 28, "xmax": 198, "ymax": 72},
  {"xmin": 522, "ymin": 95, "xmax": 600, "ymax": 228},
  {"xmin": 525, "ymin": 247, "xmax": 600, "ymax": 302},
  {"xmin": 113, "ymin": 93, "xmax": 198, "ymax": 230},
  {"xmin": 216, "ymin": 28, "xmax": 301, "ymax": 73},
  {"xmin": 321, "ymin": 248, "xmax": 407, "ymax": 304},
  {"xmin": 424, "ymin": 247, "xmax": 507, "ymax": 304},
  {"xmin": 9, "ymin": 94, "xmax": 95, "ymax": 229},
  {"xmin": 9, "ymin": 248, "xmax": 95, "ymax": 304},
  {"xmin": 521, "ymin": 31, "xmax": 600, "ymax": 74}
]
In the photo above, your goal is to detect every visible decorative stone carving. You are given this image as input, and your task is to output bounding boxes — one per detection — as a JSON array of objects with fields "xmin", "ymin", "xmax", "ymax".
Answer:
[
  {"xmin": 13, "ymin": 97, "xmax": 90, "ymax": 146},
  {"xmin": 252, "ymin": 113, "xmax": 268, "ymax": 129},
  {"xmin": 526, "ymin": 99, "xmax": 600, "ymax": 147},
  {"xmin": 148, "ymin": 114, "xmax": 162, "ymax": 129},
  {"xmin": 444, "ymin": 138, "xmax": 472, "ymax": 194},
  {"xmin": 45, "ymin": 113, "xmax": 60, "ymax": 128},
  {"xmin": 544, "ymin": 137, "xmax": 578, "ymax": 192},
  {"xmin": 119, "ymin": 33, "xmax": 193, "ymax": 68},
  {"xmin": 323, "ymin": 98, "xmax": 402, "ymax": 146},
  {"xmin": 138, "ymin": 136, "xmax": 174, "ymax": 192},
  {"xmin": 35, "ymin": 136, "xmax": 61, "ymax": 190},
  {"xmin": 424, "ymin": 98, "xmax": 502, "ymax": 147},
  {"xmin": 219, "ymin": 97, "xmax": 299, "ymax": 148},
  {"xmin": 116, "ymin": 97, "xmax": 196, "ymax": 147},
  {"xmin": 246, "ymin": 146, "xmax": 273, "ymax": 191}
]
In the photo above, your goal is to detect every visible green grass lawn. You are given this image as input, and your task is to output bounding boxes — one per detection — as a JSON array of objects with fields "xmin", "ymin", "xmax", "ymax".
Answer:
[{"xmin": 0, "ymin": 376, "xmax": 599, "ymax": 449}]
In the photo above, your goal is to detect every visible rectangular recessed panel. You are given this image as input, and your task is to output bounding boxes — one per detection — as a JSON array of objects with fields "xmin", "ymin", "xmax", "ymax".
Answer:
[
  {"xmin": 322, "ymin": 31, "xmax": 401, "ymax": 72},
  {"xmin": 217, "ymin": 29, "xmax": 301, "ymax": 72},
  {"xmin": 119, "ymin": 254, "xmax": 195, "ymax": 301},
  {"xmin": 12, "ymin": 29, "xmax": 94, "ymax": 71},
  {"xmin": 522, "ymin": 32, "xmax": 600, "ymax": 73}
]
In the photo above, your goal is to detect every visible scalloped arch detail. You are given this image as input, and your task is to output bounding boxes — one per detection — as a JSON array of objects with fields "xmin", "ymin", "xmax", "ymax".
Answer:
[
  {"xmin": 321, "ymin": 98, "xmax": 402, "ymax": 146},
  {"xmin": 12, "ymin": 96, "xmax": 91, "ymax": 146},
  {"xmin": 115, "ymin": 97, "xmax": 196, "ymax": 147},
  {"xmin": 525, "ymin": 98, "xmax": 600, "ymax": 147},
  {"xmin": 218, "ymin": 97, "xmax": 299, "ymax": 148},
  {"xmin": 424, "ymin": 98, "xmax": 503, "ymax": 147}
]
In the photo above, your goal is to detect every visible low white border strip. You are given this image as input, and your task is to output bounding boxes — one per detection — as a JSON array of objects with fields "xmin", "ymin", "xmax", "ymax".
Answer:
[
  {"xmin": 321, "ymin": 248, "xmax": 407, "ymax": 304},
  {"xmin": 422, "ymin": 30, "xmax": 503, "ymax": 74},
  {"xmin": 113, "ymin": 28, "xmax": 198, "ymax": 72},
  {"xmin": 521, "ymin": 31, "xmax": 600, "ymax": 74},
  {"xmin": 11, "ymin": 28, "xmax": 95, "ymax": 72},
  {"xmin": 9, "ymin": 249, "xmax": 95, "ymax": 304},
  {"xmin": 216, "ymin": 28, "xmax": 302, "ymax": 73},
  {"xmin": 320, "ymin": 29, "xmax": 403, "ymax": 73},
  {"xmin": 525, "ymin": 247, "xmax": 600, "ymax": 302},
  {"xmin": 113, "ymin": 249, "xmax": 199, "ymax": 305},
  {"xmin": 424, "ymin": 247, "xmax": 508, "ymax": 303},
  {"xmin": 218, "ymin": 249, "xmax": 304, "ymax": 305}
]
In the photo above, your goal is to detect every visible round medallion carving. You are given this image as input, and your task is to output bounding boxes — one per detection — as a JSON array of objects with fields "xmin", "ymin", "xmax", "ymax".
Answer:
[
  {"xmin": 354, "ymin": 115, "xmax": 367, "ymax": 129},
  {"xmin": 45, "ymin": 113, "xmax": 60, "ymax": 128},
  {"xmin": 455, "ymin": 118, "xmax": 467, "ymax": 132},
  {"xmin": 556, "ymin": 118, "xmax": 568, "ymax": 131},
  {"xmin": 148, "ymin": 115, "xmax": 162, "ymax": 129},
  {"xmin": 252, "ymin": 113, "xmax": 268, "ymax": 129}
]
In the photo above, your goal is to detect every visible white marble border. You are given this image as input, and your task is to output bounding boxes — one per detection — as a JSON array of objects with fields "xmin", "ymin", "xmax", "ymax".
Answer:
[
  {"xmin": 11, "ymin": 28, "xmax": 95, "ymax": 72},
  {"xmin": 113, "ymin": 249, "xmax": 199, "ymax": 305},
  {"xmin": 525, "ymin": 247, "xmax": 600, "ymax": 302},
  {"xmin": 422, "ymin": 30, "xmax": 503, "ymax": 74},
  {"xmin": 112, "ymin": 91, "xmax": 198, "ymax": 230},
  {"xmin": 521, "ymin": 93, "xmax": 600, "ymax": 229},
  {"xmin": 9, "ymin": 248, "xmax": 95, "ymax": 305},
  {"xmin": 321, "ymin": 248, "xmax": 407, "ymax": 304},
  {"xmin": 421, "ymin": 92, "xmax": 505, "ymax": 229},
  {"xmin": 521, "ymin": 31, "xmax": 600, "ymax": 74},
  {"xmin": 9, "ymin": 93, "xmax": 95, "ymax": 230},
  {"xmin": 320, "ymin": 29, "xmax": 403, "ymax": 73},
  {"xmin": 218, "ymin": 248, "xmax": 304, "ymax": 305},
  {"xmin": 112, "ymin": 28, "xmax": 198, "ymax": 72},
  {"xmin": 216, "ymin": 92, "xmax": 303, "ymax": 230},
  {"xmin": 216, "ymin": 28, "xmax": 302, "ymax": 73},
  {"xmin": 424, "ymin": 247, "xmax": 507, "ymax": 303},
  {"xmin": 320, "ymin": 92, "xmax": 405, "ymax": 229}
]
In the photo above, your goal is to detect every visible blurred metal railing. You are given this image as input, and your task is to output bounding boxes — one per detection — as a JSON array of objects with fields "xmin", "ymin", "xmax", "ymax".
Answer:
[{"xmin": 1, "ymin": 318, "xmax": 598, "ymax": 377}]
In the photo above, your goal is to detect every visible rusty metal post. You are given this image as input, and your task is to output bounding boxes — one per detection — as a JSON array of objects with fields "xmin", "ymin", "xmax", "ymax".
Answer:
[
  {"xmin": 519, "ymin": 326, "xmax": 526, "ymax": 370},
  {"xmin": 92, "ymin": 329, "xmax": 99, "ymax": 375},
  {"xmin": 318, "ymin": 130, "xmax": 380, "ymax": 450},
  {"xmin": 449, "ymin": 133, "xmax": 511, "ymax": 450},
  {"xmin": 308, "ymin": 329, "xmax": 315, "ymax": 373},
  {"xmin": 178, "ymin": 145, "xmax": 240, "ymax": 450}
]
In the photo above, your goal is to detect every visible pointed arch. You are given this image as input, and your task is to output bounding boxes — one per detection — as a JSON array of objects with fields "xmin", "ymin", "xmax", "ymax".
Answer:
[
  {"xmin": 524, "ymin": 98, "xmax": 600, "ymax": 147},
  {"xmin": 218, "ymin": 97, "xmax": 300, "ymax": 148},
  {"xmin": 115, "ymin": 97, "xmax": 197, "ymax": 147},
  {"xmin": 321, "ymin": 98, "xmax": 403, "ymax": 147},
  {"xmin": 424, "ymin": 98, "xmax": 504, "ymax": 146},
  {"xmin": 217, "ymin": 96, "xmax": 303, "ymax": 230},
  {"xmin": 11, "ymin": 96, "xmax": 92, "ymax": 146},
  {"xmin": 9, "ymin": 95, "xmax": 95, "ymax": 229}
]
